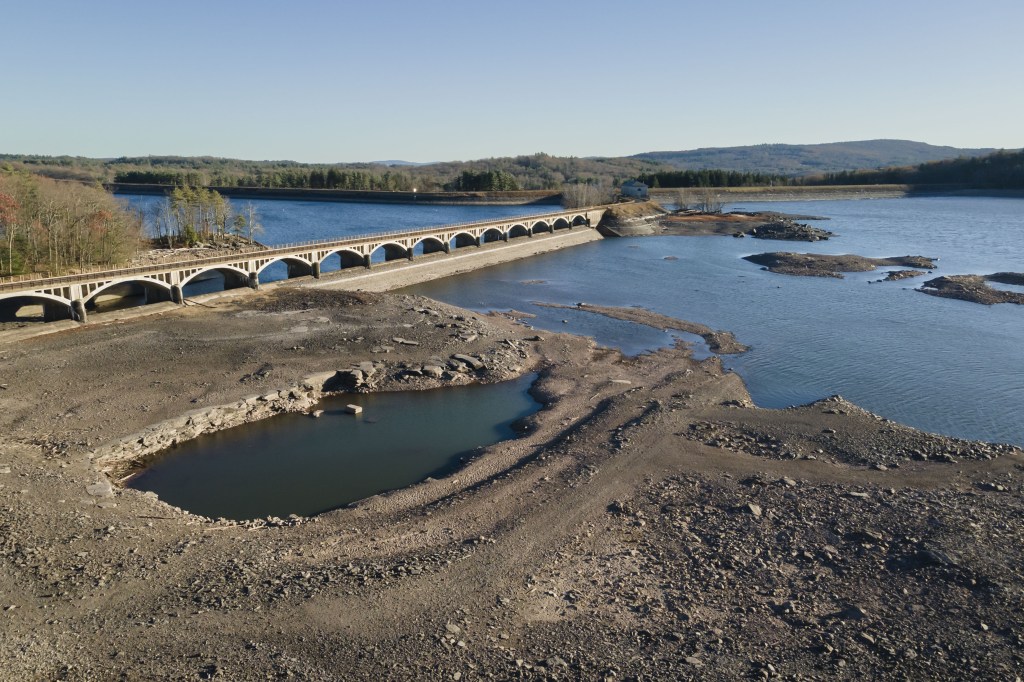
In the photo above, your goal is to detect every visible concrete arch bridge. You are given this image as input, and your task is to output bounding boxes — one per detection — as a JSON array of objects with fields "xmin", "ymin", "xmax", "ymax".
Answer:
[{"xmin": 0, "ymin": 207, "xmax": 605, "ymax": 324}]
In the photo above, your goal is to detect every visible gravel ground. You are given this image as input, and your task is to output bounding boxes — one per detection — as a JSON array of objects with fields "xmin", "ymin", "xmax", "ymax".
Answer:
[{"xmin": 1, "ymin": 279, "xmax": 1022, "ymax": 680}]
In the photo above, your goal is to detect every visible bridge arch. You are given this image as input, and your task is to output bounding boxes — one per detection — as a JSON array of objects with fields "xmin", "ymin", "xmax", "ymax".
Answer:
[
  {"xmin": 552, "ymin": 217, "xmax": 571, "ymax": 230},
  {"xmin": 83, "ymin": 277, "xmax": 175, "ymax": 312},
  {"xmin": 0, "ymin": 292, "xmax": 74, "ymax": 322},
  {"xmin": 571, "ymin": 214, "xmax": 589, "ymax": 227},
  {"xmin": 255, "ymin": 256, "xmax": 314, "ymax": 279},
  {"xmin": 451, "ymin": 232, "xmax": 480, "ymax": 250},
  {"xmin": 179, "ymin": 265, "xmax": 250, "ymax": 290},
  {"xmin": 320, "ymin": 248, "xmax": 369, "ymax": 271},
  {"xmin": 531, "ymin": 220, "xmax": 552, "ymax": 234},
  {"xmin": 508, "ymin": 224, "xmax": 531, "ymax": 239},
  {"xmin": 481, "ymin": 227, "xmax": 505, "ymax": 244},
  {"xmin": 369, "ymin": 242, "xmax": 411, "ymax": 263},
  {"xmin": 413, "ymin": 236, "xmax": 449, "ymax": 256}
]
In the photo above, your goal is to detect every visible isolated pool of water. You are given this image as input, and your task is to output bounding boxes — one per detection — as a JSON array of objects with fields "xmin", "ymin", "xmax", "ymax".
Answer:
[{"xmin": 128, "ymin": 374, "xmax": 541, "ymax": 520}]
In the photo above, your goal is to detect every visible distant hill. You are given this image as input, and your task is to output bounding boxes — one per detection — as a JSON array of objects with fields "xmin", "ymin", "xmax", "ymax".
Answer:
[
  {"xmin": 632, "ymin": 140, "xmax": 1000, "ymax": 176},
  {"xmin": 4, "ymin": 141, "xmax": 1019, "ymax": 192},
  {"xmin": 372, "ymin": 160, "xmax": 434, "ymax": 167}
]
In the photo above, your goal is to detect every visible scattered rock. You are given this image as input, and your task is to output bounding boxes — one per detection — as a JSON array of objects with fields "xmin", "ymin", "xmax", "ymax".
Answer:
[{"xmin": 86, "ymin": 479, "xmax": 114, "ymax": 498}]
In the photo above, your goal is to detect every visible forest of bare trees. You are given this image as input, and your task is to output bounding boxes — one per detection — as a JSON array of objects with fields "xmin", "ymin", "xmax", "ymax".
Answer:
[
  {"xmin": 148, "ymin": 186, "xmax": 261, "ymax": 248},
  {"xmin": 0, "ymin": 172, "xmax": 143, "ymax": 278}
]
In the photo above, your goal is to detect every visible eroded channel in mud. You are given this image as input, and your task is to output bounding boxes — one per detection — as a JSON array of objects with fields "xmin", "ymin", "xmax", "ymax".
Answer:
[{"xmin": 127, "ymin": 374, "xmax": 540, "ymax": 520}]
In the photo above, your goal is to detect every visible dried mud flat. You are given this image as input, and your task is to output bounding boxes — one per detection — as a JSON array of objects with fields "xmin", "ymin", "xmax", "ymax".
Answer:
[{"xmin": 1, "ymin": 288, "xmax": 1023, "ymax": 681}]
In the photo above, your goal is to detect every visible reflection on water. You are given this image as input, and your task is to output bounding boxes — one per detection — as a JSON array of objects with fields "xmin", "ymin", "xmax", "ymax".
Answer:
[{"xmin": 128, "ymin": 374, "xmax": 541, "ymax": 520}]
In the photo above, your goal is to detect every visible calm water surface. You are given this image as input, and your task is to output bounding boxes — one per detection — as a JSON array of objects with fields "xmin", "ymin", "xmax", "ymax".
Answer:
[
  {"xmin": 128, "ymin": 374, "xmax": 540, "ymax": 520},
  {"xmin": 118, "ymin": 194, "xmax": 550, "ymax": 246},
  {"xmin": 409, "ymin": 197, "xmax": 1024, "ymax": 446}
]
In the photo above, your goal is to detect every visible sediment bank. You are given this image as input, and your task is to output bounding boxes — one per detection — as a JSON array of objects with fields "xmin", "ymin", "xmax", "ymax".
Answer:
[
  {"xmin": 1, "ymin": 285, "xmax": 1022, "ymax": 679},
  {"xmin": 3, "ymin": 208, "xmax": 1024, "ymax": 680},
  {"xmin": 534, "ymin": 301, "xmax": 749, "ymax": 354}
]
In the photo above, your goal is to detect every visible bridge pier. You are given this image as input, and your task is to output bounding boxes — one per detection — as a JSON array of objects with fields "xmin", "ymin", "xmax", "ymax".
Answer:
[
  {"xmin": 70, "ymin": 300, "xmax": 87, "ymax": 323},
  {"xmin": 0, "ymin": 207, "xmax": 606, "ymax": 325}
]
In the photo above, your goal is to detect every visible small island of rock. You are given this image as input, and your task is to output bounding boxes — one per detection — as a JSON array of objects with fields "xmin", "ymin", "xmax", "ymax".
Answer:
[
  {"xmin": 743, "ymin": 252, "xmax": 936, "ymax": 278},
  {"xmin": 920, "ymin": 273, "xmax": 1024, "ymax": 305}
]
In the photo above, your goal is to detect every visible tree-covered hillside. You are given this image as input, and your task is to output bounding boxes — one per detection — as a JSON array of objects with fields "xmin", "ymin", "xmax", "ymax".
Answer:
[
  {"xmin": 0, "ymin": 153, "xmax": 667, "ymax": 192},
  {"xmin": 809, "ymin": 149, "xmax": 1024, "ymax": 188},
  {"xmin": 1, "ymin": 141, "xmax": 1019, "ymax": 194},
  {"xmin": 633, "ymin": 140, "xmax": 999, "ymax": 176}
]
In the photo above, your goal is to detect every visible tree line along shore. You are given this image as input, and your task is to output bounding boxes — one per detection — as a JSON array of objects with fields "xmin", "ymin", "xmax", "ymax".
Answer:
[
  {"xmin": 2, "ymin": 145, "xmax": 1022, "ymax": 281},
  {"xmin": 4, "ymin": 146, "xmax": 1022, "ymax": 193}
]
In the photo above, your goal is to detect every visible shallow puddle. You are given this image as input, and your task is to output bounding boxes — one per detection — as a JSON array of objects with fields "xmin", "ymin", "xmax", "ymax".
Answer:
[{"xmin": 127, "ymin": 374, "xmax": 540, "ymax": 520}]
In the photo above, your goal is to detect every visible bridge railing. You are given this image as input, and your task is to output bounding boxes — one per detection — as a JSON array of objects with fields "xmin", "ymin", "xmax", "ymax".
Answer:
[{"xmin": 0, "ymin": 206, "xmax": 607, "ymax": 293}]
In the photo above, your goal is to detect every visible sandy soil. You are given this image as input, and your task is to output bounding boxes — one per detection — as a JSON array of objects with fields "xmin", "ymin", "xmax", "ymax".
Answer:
[{"xmin": 2, "ymin": 255, "xmax": 1023, "ymax": 680}]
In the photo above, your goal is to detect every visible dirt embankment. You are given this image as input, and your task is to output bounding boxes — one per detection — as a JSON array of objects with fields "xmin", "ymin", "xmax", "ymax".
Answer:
[
  {"xmin": 920, "ymin": 272, "xmax": 1024, "ymax": 305},
  {"xmin": 2, "ymin": 288, "xmax": 1023, "ymax": 680},
  {"xmin": 597, "ymin": 201, "xmax": 669, "ymax": 236},
  {"xmin": 534, "ymin": 301, "xmax": 749, "ymax": 354},
  {"xmin": 744, "ymin": 252, "xmax": 937, "ymax": 279}
]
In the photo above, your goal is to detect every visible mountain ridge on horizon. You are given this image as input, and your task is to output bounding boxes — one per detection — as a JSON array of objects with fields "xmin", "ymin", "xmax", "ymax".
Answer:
[
  {"xmin": 630, "ymin": 139, "xmax": 1005, "ymax": 176},
  {"xmin": 3, "ymin": 140, "xmax": 1017, "ymax": 189}
]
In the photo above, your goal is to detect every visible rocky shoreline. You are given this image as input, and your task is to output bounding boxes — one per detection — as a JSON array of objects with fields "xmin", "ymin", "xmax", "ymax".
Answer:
[{"xmin": 1, "ymin": 271, "xmax": 1022, "ymax": 678}]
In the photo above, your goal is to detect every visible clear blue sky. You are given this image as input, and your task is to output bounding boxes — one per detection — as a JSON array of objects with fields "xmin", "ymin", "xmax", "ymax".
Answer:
[{"xmin": 2, "ymin": 0, "xmax": 1021, "ymax": 162}]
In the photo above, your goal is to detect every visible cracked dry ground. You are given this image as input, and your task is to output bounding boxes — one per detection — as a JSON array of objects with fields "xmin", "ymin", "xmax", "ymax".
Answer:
[{"xmin": 0, "ymin": 288, "xmax": 1022, "ymax": 680}]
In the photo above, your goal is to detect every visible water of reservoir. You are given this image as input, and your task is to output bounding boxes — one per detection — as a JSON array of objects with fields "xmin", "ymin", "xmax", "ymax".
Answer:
[
  {"xmin": 127, "ymin": 374, "xmax": 541, "ymax": 520},
  {"xmin": 408, "ymin": 196, "xmax": 1024, "ymax": 447},
  {"xmin": 118, "ymin": 193, "xmax": 549, "ymax": 246}
]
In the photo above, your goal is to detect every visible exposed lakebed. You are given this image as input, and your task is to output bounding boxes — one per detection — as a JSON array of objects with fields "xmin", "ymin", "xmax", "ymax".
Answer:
[{"xmin": 127, "ymin": 373, "xmax": 541, "ymax": 520}]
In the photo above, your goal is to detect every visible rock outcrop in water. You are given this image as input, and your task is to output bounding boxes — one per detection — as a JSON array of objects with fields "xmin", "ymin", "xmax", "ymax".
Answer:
[
  {"xmin": 919, "ymin": 273, "xmax": 1024, "ymax": 305},
  {"xmin": 744, "ymin": 252, "xmax": 936, "ymax": 278},
  {"xmin": 746, "ymin": 219, "xmax": 833, "ymax": 241}
]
